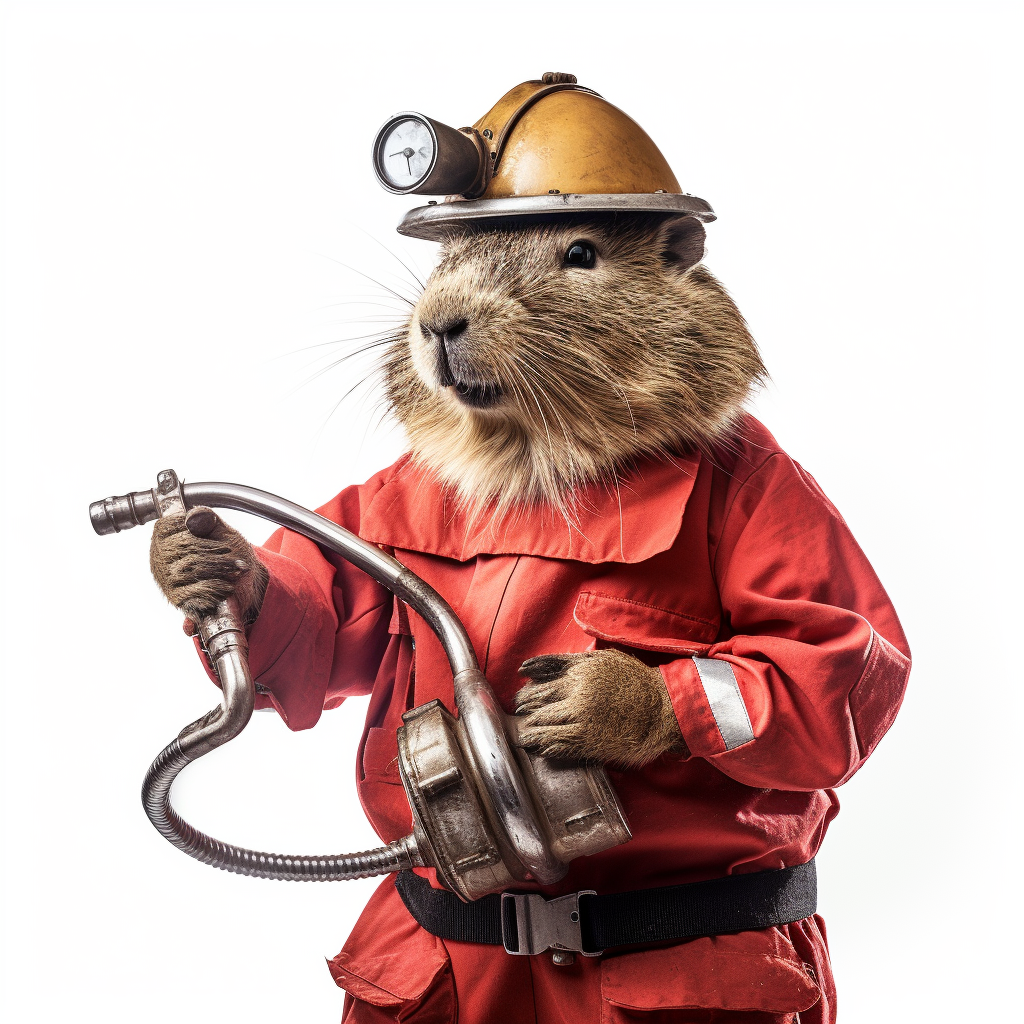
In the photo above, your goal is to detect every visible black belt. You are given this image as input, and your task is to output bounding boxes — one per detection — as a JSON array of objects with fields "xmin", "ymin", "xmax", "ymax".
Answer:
[{"xmin": 395, "ymin": 859, "xmax": 817, "ymax": 957}]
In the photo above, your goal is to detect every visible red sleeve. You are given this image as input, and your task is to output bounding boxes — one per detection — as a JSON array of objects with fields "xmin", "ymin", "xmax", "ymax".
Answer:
[
  {"xmin": 238, "ymin": 477, "xmax": 393, "ymax": 732},
  {"xmin": 660, "ymin": 452, "xmax": 911, "ymax": 790}
]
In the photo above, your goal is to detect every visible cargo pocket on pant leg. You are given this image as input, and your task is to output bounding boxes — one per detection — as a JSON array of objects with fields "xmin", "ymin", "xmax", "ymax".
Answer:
[
  {"xmin": 600, "ymin": 926, "xmax": 821, "ymax": 1024},
  {"xmin": 329, "ymin": 878, "xmax": 456, "ymax": 1023}
]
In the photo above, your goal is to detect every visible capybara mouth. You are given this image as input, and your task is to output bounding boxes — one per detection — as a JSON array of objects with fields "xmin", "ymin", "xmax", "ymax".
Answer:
[{"xmin": 452, "ymin": 380, "xmax": 503, "ymax": 409}]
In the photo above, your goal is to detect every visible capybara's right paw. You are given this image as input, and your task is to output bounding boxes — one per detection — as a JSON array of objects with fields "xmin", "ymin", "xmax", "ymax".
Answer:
[{"xmin": 149, "ymin": 507, "xmax": 268, "ymax": 621}]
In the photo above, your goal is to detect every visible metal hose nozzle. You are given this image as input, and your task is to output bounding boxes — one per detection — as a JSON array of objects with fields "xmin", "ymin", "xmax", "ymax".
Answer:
[{"xmin": 90, "ymin": 469, "xmax": 182, "ymax": 535}]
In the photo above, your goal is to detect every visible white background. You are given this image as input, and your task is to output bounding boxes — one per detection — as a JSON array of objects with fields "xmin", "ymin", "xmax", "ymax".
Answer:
[{"xmin": 2, "ymin": 1, "xmax": 1021, "ymax": 1020}]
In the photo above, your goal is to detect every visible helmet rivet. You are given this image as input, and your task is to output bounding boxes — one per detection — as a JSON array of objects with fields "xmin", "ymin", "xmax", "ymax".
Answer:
[
  {"xmin": 655, "ymin": 189, "xmax": 666, "ymax": 194},
  {"xmin": 548, "ymin": 189, "xmax": 560, "ymax": 194},
  {"xmin": 482, "ymin": 129, "xmax": 493, "ymax": 139}
]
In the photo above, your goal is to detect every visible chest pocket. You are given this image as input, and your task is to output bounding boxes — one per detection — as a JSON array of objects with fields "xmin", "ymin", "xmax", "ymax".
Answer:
[{"xmin": 573, "ymin": 590, "xmax": 718, "ymax": 658}]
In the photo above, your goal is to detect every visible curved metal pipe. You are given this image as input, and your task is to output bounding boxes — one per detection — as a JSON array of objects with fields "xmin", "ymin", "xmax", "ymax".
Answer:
[{"xmin": 92, "ymin": 473, "xmax": 563, "ymax": 885}]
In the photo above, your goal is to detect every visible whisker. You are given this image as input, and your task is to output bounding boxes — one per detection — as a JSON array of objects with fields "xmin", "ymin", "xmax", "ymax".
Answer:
[
  {"xmin": 289, "ymin": 333, "xmax": 402, "ymax": 394},
  {"xmin": 279, "ymin": 326, "xmax": 408, "ymax": 358},
  {"xmin": 313, "ymin": 252, "xmax": 418, "ymax": 307},
  {"xmin": 312, "ymin": 298, "xmax": 412, "ymax": 313},
  {"xmin": 505, "ymin": 364, "xmax": 558, "ymax": 487},
  {"xmin": 509, "ymin": 361, "xmax": 587, "ymax": 527},
  {"xmin": 312, "ymin": 363, "xmax": 388, "ymax": 447},
  {"xmin": 351, "ymin": 225, "xmax": 428, "ymax": 290},
  {"xmin": 321, "ymin": 316, "xmax": 411, "ymax": 326},
  {"xmin": 295, "ymin": 336, "xmax": 397, "ymax": 372}
]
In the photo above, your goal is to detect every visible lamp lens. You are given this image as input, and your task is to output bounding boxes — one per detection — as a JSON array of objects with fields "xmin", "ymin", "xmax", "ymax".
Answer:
[{"xmin": 378, "ymin": 118, "xmax": 435, "ymax": 189}]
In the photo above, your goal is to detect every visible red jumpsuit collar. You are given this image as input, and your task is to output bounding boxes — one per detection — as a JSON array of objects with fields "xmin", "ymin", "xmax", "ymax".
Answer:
[{"xmin": 360, "ymin": 450, "xmax": 702, "ymax": 563}]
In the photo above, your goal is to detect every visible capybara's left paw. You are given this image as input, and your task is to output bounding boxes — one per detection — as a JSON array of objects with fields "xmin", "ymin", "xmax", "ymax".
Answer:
[{"xmin": 515, "ymin": 649, "xmax": 686, "ymax": 768}]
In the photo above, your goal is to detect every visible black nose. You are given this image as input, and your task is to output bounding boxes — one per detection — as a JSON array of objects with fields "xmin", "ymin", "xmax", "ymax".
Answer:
[
  {"xmin": 422, "ymin": 317, "xmax": 468, "ymax": 344},
  {"xmin": 422, "ymin": 318, "xmax": 469, "ymax": 388}
]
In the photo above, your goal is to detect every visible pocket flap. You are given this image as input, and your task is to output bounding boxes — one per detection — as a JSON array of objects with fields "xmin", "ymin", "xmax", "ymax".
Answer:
[
  {"xmin": 328, "ymin": 879, "xmax": 449, "ymax": 1007},
  {"xmin": 574, "ymin": 590, "xmax": 716, "ymax": 654},
  {"xmin": 601, "ymin": 929, "xmax": 820, "ymax": 1014}
]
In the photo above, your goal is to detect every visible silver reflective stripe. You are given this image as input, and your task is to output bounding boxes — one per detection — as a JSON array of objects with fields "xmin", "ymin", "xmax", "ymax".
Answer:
[{"xmin": 692, "ymin": 658, "xmax": 754, "ymax": 750}]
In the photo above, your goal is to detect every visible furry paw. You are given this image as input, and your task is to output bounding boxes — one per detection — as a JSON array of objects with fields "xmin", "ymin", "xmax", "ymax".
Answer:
[
  {"xmin": 515, "ymin": 649, "xmax": 686, "ymax": 768},
  {"xmin": 149, "ymin": 507, "xmax": 268, "ymax": 621}
]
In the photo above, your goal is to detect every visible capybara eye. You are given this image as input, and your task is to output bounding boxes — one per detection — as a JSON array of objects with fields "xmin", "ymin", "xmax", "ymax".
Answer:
[{"xmin": 564, "ymin": 241, "xmax": 597, "ymax": 268}]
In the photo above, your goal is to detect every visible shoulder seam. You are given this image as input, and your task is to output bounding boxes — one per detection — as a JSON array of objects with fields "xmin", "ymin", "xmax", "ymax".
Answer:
[{"xmin": 712, "ymin": 451, "xmax": 788, "ymax": 580}]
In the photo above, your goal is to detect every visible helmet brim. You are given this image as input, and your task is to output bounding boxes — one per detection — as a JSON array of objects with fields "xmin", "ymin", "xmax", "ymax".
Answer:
[{"xmin": 397, "ymin": 192, "xmax": 716, "ymax": 241}]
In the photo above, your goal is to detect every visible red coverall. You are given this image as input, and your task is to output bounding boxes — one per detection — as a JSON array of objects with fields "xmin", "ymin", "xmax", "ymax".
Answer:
[{"xmin": 239, "ymin": 415, "xmax": 910, "ymax": 1024}]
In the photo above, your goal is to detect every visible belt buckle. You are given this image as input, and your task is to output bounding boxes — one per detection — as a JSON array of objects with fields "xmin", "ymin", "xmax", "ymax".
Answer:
[{"xmin": 501, "ymin": 890, "xmax": 599, "ymax": 957}]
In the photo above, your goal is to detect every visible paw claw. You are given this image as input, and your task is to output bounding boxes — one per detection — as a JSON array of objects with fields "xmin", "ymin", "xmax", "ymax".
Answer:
[{"xmin": 519, "ymin": 654, "xmax": 579, "ymax": 681}]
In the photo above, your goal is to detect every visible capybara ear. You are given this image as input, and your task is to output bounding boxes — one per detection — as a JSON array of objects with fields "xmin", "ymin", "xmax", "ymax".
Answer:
[{"xmin": 660, "ymin": 216, "xmax": 706, "ymax": 273}]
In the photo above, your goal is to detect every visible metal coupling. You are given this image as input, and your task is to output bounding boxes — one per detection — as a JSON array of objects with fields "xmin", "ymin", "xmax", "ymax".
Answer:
[{"xmin": 90, "ymin": 468, "xmax": 185, "ymax": 534}]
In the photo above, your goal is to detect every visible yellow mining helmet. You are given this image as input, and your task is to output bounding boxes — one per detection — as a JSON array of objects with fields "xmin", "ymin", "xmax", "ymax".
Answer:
[{"xmin": 371, "ymin": 73, "xmax": 715, "ymax": 241}]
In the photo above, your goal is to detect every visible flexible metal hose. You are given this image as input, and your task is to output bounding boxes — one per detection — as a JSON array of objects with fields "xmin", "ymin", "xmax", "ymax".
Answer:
[
  {"xmin": 143, "ymin": 740, "xmax": 418, "ymax": 880},
  {"xmin": 139, "ymin": 593, "xmax": 422, "ymax": 882}
]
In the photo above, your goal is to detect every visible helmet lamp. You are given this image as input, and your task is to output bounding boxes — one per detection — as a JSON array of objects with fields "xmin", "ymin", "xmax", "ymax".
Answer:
[{"xmin": 372, "ymin": 112, "xmax": 486, "ymax": 197}]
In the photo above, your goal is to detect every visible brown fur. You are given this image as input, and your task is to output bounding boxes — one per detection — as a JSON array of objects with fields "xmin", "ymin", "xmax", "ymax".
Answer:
[
  {"xmin": 384, "ymin": 214, "xmax": 764, "ymax": 517},
  {"xmin": 516, "ymin": 650, "xmax": 687, "ymax": 768},
  {"xmin": 150, "ymin": 508, "xmax": 268, "ymax": 621}
]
